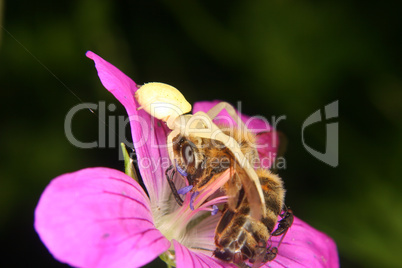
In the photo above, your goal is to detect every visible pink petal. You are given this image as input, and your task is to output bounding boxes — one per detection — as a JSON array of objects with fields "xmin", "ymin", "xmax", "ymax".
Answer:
[
  {"xmin": 265, "ymin": 216, "xmax": 339, "ymax": 268},
  {"xmin": 256, "ymin": 131, "xmax": 280, "ymax": 170},
  {"xmin": 35, "ymin": 167, "xmax": 170, "ymax": 268},
  {"xmin": 173, "ymin": 240, "xmax": 237, "ymax": 268},
  {"xmin": 86, "ymin": 51, "xmax": 171, "ymax": 203},
  {"xmin": 193, "ymin": 101, "xmax": 278, "ymax": 169}
]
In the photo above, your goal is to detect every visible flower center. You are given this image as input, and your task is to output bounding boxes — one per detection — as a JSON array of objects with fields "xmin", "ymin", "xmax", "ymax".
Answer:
[{"xmin": 155, "ymin": 169, "xmax": 232, "ymax": 250}]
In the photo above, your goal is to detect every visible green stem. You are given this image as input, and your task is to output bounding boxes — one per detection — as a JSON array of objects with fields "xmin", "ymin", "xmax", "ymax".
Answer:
[{"xmin": 120, "ymin": 143, "xmax": 139, "ymax": 182}]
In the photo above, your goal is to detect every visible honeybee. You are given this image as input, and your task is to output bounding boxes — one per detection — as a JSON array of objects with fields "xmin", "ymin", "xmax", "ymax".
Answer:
[{"xmin": 169, "ymin": 124, "xmax": 293, "ymax": 266}]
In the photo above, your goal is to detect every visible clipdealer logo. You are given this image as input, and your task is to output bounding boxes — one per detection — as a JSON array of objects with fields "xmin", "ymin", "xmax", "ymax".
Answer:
[
  {"xmin": 301, "ymin": 101, "xmax": 339, "ymax": 167},
  {"xmin": 63, "ymin": 100, "xmax": 339, "ymax": 167}
]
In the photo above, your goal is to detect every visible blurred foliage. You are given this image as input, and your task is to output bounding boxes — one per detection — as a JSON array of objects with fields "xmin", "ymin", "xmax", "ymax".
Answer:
[{"xmin": 1, "ymin": 0, "xmax": 401, "ymax": 267}]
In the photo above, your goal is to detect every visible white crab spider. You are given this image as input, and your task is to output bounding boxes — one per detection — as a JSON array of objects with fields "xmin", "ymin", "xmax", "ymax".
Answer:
[{"xmin": 135, "ymin": 82, "xmax": 266, "ymax": 220}]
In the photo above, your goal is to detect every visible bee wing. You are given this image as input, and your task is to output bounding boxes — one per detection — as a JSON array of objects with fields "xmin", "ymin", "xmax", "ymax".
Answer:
[
  {"xmin": 225, "ymin": 169, "xmax": 242, "ymax": 211},
  {"xmin": 219, "ymin": 154, "xmax": 264, "ymax": 221},
  {"xmin": 235, "ymin": 163, "xmax": 265, "ymax": 220},
  {"xmin": 216, "ymin": 136, "xmax": 265, "ymax": 220},
  {"xmin": 225, "ymin": 166, "xmax": 265, "ymax": 222}
]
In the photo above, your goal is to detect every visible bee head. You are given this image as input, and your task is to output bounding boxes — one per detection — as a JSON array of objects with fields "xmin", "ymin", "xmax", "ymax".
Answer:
[{"xmin": 172, "ymin": 136, "xmax": 201, "ymax": 183}]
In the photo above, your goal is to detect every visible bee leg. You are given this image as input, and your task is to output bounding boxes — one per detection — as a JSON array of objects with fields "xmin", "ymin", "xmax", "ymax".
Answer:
[
  {"xmin": 272, "ymin": 207, "xmax": 294, "ymax": 236},
  {"xmin": 165, "ymin": 165, "xmax": 184, "ymax": 206},
  {"xmin": 249, "ymin": 239, "xmax": 274, "ymax": 267},
  {"xmin": 236, "ymin": 263, "xmax": 251, "ymax": 268},
  {"xmin": 264, "ymin": 247, "xmax": 278, "ymax": 262},
  {"xmin": 263, "ymin": 207, "xmax": 292, "ymax": 262}
]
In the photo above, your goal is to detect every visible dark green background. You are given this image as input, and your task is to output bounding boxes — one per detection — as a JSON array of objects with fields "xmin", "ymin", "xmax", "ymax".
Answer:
[{"xmin": 1, "ymin": 0, "xmax": 401, "ymax": 267}]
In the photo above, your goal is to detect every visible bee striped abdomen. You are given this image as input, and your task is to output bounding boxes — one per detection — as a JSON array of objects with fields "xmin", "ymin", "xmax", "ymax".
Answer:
[
  {"xmin": 214, "ymin": 169, "xmax": 285, "ymax": 264},
  {"xmin": 259, "ymin": 169, "xmax": 285, "ymax": 230}
]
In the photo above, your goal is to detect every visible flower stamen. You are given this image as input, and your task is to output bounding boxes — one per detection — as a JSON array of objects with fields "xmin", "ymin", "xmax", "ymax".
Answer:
[
  {"xmin": 177, "ymin": 185, "xmax": 193, "ymax": 195},
  {"xmin": 189, "ymin": 191, "xmax": 199, "ymax": 210}
]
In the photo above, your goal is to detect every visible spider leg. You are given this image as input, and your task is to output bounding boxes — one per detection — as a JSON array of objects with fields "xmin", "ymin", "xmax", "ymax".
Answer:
[{"xmin": 206, "ymin": 101, "xmax": 246, "ymax": 131}]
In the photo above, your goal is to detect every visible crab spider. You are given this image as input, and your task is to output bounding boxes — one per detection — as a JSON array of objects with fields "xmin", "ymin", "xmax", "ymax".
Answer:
[{"xmin": 135, "ymin": 82, "xmax": 266, "ymax": 220}]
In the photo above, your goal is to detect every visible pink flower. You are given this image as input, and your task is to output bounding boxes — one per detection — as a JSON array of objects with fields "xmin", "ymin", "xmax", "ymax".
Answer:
[{"xmin": 34, "ymin": 51, "xmax": 339, "ymax": 268}]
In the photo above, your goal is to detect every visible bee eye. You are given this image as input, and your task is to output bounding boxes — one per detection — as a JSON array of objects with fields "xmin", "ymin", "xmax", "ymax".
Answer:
[{"xmin": 182, "ymin": 143, "xmax": 195, "ymax": 165}]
